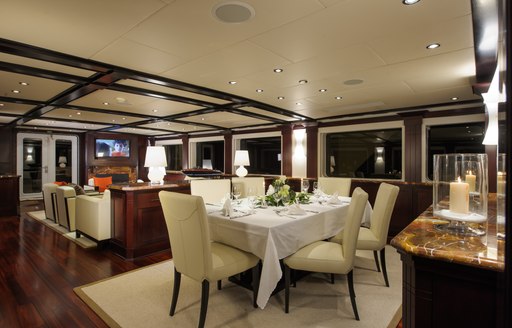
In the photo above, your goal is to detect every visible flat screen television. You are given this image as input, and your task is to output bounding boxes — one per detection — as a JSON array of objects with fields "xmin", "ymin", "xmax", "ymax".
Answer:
[{"xmin": 95, "ymin": 139, "xmax": 130, "ymax": 158}]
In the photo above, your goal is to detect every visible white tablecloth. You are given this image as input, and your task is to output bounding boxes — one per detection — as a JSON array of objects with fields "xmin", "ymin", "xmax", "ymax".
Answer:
[{"xmin": 207, "ymin": 198, "xmax": 372, "ymax": 308}]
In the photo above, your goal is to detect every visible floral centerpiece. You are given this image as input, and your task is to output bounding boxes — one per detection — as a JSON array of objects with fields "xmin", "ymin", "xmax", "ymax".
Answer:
[{"xmin": 258, "ymin": 176, "xmax": 310, "ymax": 206}]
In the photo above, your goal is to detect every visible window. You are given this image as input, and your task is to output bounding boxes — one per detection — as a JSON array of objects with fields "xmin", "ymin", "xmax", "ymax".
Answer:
[
  {"xmin": 163, "ymin": 144, "xmax": 182, "ymax": 171},
  {"xmin": 195, "ymin": 141, "xmax": 224, "ymax": 170},
  {"xmin": 325, "ymin": 129, "xmax": 402, "ymax": 179},
  {"xmin": 426, "ymin": 120, "xmax": 507, "ymax": 180},
  {"xmin": 240, "ymin": 137, "xmax": 281, "ymax": 175}
]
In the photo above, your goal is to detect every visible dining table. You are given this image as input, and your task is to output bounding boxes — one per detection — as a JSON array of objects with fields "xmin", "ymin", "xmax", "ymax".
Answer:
[{"xmin": 206, "ymin": 196, "xmax": 372, "ymax": 309}]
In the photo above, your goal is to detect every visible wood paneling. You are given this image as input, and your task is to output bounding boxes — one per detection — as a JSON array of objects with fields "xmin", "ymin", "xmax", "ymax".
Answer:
[{"xmin": 0, "ymin": 175, "xmax": 20, "ymax": 216}]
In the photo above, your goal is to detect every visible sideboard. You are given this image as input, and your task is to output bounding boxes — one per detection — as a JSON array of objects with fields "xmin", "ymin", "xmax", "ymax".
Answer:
[
  {"xmin": 109, "ymin": 182, "xmax": 190, "ymax": 259},
  {"xmin": 0, "ymin": 175, "xmax": 20, "ymax": 216}
]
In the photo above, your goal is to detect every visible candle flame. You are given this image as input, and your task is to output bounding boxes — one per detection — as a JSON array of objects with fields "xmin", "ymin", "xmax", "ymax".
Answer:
[{"xmin": 457, "ymin": 176, "xmax": 461, "ymax": 183}]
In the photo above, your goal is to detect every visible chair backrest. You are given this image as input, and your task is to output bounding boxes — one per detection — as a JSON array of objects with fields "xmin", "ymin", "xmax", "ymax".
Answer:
[
  {"xmin": 159, "ymin": 191, "xmax": 212, "ymax": 282},
  {"xmin": 318, "ymin": 177, "xmax": 351, "ymax": 196},
  {"xmin": 231, "ymin": 177, "xmax": 265, "ymax": 197},
  {"xmin": 42, "ymin": 183, "xmax": 58, "ymax": 221},
  {"xmin": 369, "ymin": 183, "xmax": 400, "ymax": 248},
  {"xmin": 55, "ymin": 186, "xmax": 76, "ymax": 230},
  {"xmin": 76, "ymin": 190, "xmax": 111, "ymax": 240},
  {"xmin": 332, "ymin": 187, "xmax": 368, "ymax": 266},
  {"xmin": 190, "ymin": 179, "xmax": 231, "ymax": 204}
]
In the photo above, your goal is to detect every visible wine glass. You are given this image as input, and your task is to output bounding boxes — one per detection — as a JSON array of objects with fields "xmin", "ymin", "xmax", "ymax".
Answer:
[
  {"xmin": 313, "ymin": 181, "xmax": 319, "ymax": 194},
  {"xmin": 301, "ymin": 180, "xmax": 310, "ymax": 193},
  {"xmin": 272, "ymin": 192, "xmax": 282, "ymax": 207},
  {"xmin": 247, "ymin": 186, "xmax": 257, "ymax": 211},
  {"xmin": 232, "ymin": 184, "xmax": 241, "ymax": 203}
]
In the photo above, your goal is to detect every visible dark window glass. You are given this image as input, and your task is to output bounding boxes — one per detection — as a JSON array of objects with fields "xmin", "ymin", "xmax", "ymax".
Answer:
[
  {"xmin": 325, "ymin": 128, "xmax": 402, "ymax": 179},
  {"xmin": 426, "ymin": 122, "xmax": 488, "ymax": 180},
  {"xmin": 240, "ymin": 137, "xmax": 281, "ymax": 175},
  {"xmin": 164, "ymin": 144, "xmax": 182, "ymax": 171},
  {"xmin": 195, "ymin": 141, "xmax": 224, "ymax": 171}
]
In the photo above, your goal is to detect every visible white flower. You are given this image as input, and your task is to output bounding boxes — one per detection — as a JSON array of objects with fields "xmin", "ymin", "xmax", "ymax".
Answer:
[{"xmin": 266, "ymin": 184, "xmax": 275, "ymax": 196}]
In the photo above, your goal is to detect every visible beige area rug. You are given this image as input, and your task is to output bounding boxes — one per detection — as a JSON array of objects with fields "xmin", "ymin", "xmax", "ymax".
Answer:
[
  {"xmin": 74, "ymin": 246, "xmax": 402, "ymax": 328},
  {"xmin": 27, "ymin": 210, "xmax": 97, "ymax": 248}
]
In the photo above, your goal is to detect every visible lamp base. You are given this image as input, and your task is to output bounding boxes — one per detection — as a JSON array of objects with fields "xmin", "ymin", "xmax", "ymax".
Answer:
[
  {"xmin": 236, "ymin": 165, "xmax": 248, "ymax": 178},
  {"xmin": 147, "ymin": 166, "xmax": 165, "ymax": 184}
]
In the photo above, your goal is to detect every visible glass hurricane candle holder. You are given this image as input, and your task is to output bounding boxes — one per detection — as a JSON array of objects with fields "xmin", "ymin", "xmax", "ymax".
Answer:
[
  {"xmin": 497, "ymin": 153, "xmax": 506, "ymax": 239},
  {"xmin": 433, "ymin": 153, "xmax": 488, "ymax": 236}
]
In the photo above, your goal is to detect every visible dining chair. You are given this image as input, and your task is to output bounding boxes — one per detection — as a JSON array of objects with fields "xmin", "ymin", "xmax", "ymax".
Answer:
[
  {"xmin": 158, "ymin": 191, "xmax": 260, "ymax": 328},
  {"xmin": 317, "ymin": 177, "xmax": 351, "ymax": 196},
  {"xmin": 231, "ymin": 177, "xmax": 266, "ymax": 197},
  {"xmin": 190, "ymin": 179, "xmax": 231, "ymax": 204},
  {"xmin": 282, "ymin": 187, "xmax": 368, "ymax": 320},
  {"xmin": 354, "ymin": 182, "xmax": 399, "ymax": 287}
]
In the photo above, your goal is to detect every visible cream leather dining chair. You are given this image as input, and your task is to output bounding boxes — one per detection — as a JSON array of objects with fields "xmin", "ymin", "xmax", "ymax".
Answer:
[
  {"xmin": 159, "ymin": 191, "xmax": 260, "ymax": 328},
  {"xmin": 190, "ymin": 179, "xmax": 231, "ymax": 204},
  {"xmin": 231, "ymin": 177, "xmax": 265, "ymax": 197},
  {"xmin": 317, "ymin": 177, "xmax": 351, "ymax": 196},
  {"xmin": 282, "ymin": 187, "xmax": 368, "ymax": 320},
  {"xmin": 354, "ymin": 182, "xmax": 399, "ymax": 287}
]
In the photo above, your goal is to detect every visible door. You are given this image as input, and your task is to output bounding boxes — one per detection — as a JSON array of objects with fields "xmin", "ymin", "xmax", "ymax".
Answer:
[{"xmin": 16, "ymin": 133, "xmax": 78, "ymax": 200}]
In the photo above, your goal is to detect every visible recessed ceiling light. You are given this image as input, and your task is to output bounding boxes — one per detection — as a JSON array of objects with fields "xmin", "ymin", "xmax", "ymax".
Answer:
[
  {"xmin": 402, "ymin": 0, "xmax": 420, "ymax": 5},
  {"xmin": 319, "ymin": 89, "xmax": 327, "ymax": 93},
  {"xmin": 298, "ymin": 79, "xmax": 308, "ymax": 84},
  {"xmin": 19, "ymin": 82, "xmax": 29, "ymax": 86},
  {"xmin": 103, "ymin": 102, "xmax": 109, "ymax": 105},
  {"xmin": 273, "ymin": 68, "xmax": 283, "ymax": 73},
  {"xmin": 68, "ymin": 114, "xmax": 72, "ymax": 118},
  {"xmin": 426, "ymin": 43, "xmax": 440, "ymax": 49},
  {"xmin": 296, "ymin": 102, "xmax": 302, "ymax": 106},
  {"xmin": 0, "ymin": 103, "xmax": 4, "ymax": 107},
  {"xmin": 256, "ymin": 89, "xmax": 263, "ymax": 93},
  {"xmin": 335, "ymin": 96, "xmax": 343, "ymax": 100},
  {"xmin": 201, "ymin": 117, "xmax": 205, "ymax": 121},
  {"xmin": 112, "ymin": 119, "xmax": 116, "ymax": 122},
  {"xmin": 277, "ymin": 96, "xmax": 285, "ymax": 100},
  {"xmin": 228, "ymin": 81, "xmax": 237, "ymax": 85},
  {"xmin": 451, "ymin": 97, "xmax": 459, "ymax": 100},
  {"xmin": 12, "ymin": 90, "xmax": 20, "ymax": 94},
  {"xmin": 122, "ymin": 117, "xmax": 126, "ymax": 120},
  {"xmin": 152, "ymin": 109, "xmax": 158, "ymax": 113},
  {"xmin": 76, "ymin": 112, "xmax": 81, "ymax": 115}
]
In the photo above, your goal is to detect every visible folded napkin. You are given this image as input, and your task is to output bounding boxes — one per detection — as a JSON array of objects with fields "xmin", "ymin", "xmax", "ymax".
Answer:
[
  {"xmin": 287, "ymin": 203, "xmax": 306, "ymax": 215},
  {"xmin": 327, "ymin": 192, "xmax": 343, "ymax": 205},
  {"xmin": 221, "ymin": 197, "xmax": 234, "ymax": 217}
]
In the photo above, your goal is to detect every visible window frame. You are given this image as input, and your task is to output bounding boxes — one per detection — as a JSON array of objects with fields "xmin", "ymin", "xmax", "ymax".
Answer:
[{"xmin": 233, "ymin": 131, "xmax": 282, "ymax": 175}]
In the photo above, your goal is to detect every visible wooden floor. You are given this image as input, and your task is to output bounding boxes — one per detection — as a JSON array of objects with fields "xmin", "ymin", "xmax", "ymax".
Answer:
[
  {"xmin": 0, "ymin": 200, "xmax": 170, "ymax": 328},
  {"xmin": 1, "ymin": 200, "xmax": 403, "ymax": 327}
]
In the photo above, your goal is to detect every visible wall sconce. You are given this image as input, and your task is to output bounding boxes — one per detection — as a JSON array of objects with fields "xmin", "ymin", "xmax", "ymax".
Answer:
[
  {"xmin": 58, "ymin": 156, "xmax": 67, "ymax": 168},
  {"xmin": 482, "ymin": 67, "xmax": 504, "ymax": 145},
  {"xmin": 234, "ymin": 150, "xmax": 250, "ymax": 178},
  {"xmin": 375, "ymin": 147, "xmax": 384, "ymax": 162},
  {"xmin": 25, "ymin": 154, "xmax": 34, "ymax": 163},
  {"xmin": 144, "ymin": 146, "xmax": 167, "ymax": 184}
]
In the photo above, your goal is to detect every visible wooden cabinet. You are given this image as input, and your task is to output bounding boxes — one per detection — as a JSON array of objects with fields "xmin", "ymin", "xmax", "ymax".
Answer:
[
  {"xmin": 0, "ymin": 175, "xmax": 20, "ymax": 216},
  {"xmin": 109, "ymin": 182, "xmax": 190, "ymax": 259}
]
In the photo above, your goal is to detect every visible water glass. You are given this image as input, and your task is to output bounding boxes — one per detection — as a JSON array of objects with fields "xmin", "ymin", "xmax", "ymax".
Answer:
[{"xmin": 301, "ymin": 180, "xmax": 310, "ymax": 193}]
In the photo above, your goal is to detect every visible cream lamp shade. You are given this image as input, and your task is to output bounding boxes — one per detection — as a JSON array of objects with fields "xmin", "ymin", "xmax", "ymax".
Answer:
[
  {"xmin": 144, "ymin": 146, "xmax": 167, "ymax": 184},
  {"xmin": 234, "ymin": 150, "xmax": 250, "ymax": 178},
  {"xmin": 58, "ymin": 156, "xmax": 67, "ymax": 168}
]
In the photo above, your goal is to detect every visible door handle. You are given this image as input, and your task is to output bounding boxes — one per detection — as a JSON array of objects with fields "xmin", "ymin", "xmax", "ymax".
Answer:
[{"xmin": 43, "ymin": 166, "xmax": 48, "ymax": 173}]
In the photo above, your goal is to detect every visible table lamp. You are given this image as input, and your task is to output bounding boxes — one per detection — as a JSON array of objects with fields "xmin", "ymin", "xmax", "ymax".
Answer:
[
  {"xmin": 144, "ymin": 146, "xmax": 167, "ymax": 184},
  {"xmin": 234, "ymin": 150, "xmax": 250, "ymax": 178},
  {"xmin": 58, "ymin": 156, "xmax": 67, "ymax": 168}
]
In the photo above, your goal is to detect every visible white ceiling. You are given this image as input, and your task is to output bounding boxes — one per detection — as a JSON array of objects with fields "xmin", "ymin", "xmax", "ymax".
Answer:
[{"xmin": 0, "ymin": 0, "xmax": 484, "ymax": 136}]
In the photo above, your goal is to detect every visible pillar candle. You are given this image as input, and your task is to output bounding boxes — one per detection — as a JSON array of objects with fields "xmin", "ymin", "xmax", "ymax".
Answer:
[
  {"xmin": 449, "ymin": 177, "xmax": 469, "ymax": 214},
  {"xmin": 465, "ymin": 172, "xmax": 476, "ymax": 192},
  {"xmin": 497, "ymin": 172, "xmax": 506, "ymax": 195}
]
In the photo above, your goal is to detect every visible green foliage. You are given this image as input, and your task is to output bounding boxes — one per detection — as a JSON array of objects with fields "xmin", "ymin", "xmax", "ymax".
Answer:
[{"xmin": 257, "ymin": 176, "xmax": 310, "ymax": 207}]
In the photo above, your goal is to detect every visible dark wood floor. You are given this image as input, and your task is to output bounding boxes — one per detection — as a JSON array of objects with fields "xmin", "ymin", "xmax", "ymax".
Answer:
[
  {"xmin": 0, "ymin": 200, "xmax": 171, "ymax": 328},
  {"xmin": 1, "ymin": 200, "xmax": 403, "ymax": 328}
]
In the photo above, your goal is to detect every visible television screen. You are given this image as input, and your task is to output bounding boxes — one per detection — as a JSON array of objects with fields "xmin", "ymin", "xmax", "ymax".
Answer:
[{"xmin": 95, "ymin": 139, "xmax": 130, "ymax": 158}]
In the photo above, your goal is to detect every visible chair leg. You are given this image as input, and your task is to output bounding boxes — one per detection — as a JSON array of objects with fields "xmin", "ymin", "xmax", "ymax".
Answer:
[
  {"xmin": 252, "ymin": 264, "xmax": 260, "ymax": 308},
  {"xmin": 217, "ymin": 280, "xmax": 222, "ymax": 290},
  {"xmin": 331, "ymin": 273, "xmax": 335, "ymax": 284},
  {"xmin": 347, "ymin": 270, "xmax": 359, "ymax": 321},
  {"xmin": 373, "ymin": 250, "xmax": 381, "ymax": 272},
  {"xmin": 284, "ymin": 265, "xmax": 291, "ymax": 313},
  {"xmin": 380, "ymin": 248, "xmax": 389, "ymax": 287},
  {"xmin": 198, "ymin": 280, "xmax": 210, "ymax": 328},
  {"xmin": 170, "ymin": 268, "xmax": 181, "ymax": 316}
]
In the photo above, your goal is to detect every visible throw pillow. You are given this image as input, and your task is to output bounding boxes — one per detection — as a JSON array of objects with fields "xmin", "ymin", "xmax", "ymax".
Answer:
[
  {"xmin": 68, "ymin": 183, "xmax": 86, "ymax": 195},
  {"xmin": 93, "ymin": 176, "xmax": 113, "ymax": 192},
  {"xmin": 54, "ymin": 181, "xmax": 68, "ymax": 186}
]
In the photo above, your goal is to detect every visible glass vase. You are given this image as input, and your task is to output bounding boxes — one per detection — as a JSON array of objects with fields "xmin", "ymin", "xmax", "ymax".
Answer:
[
  {"xmin": 497, "ymin": 153, "xmax": 506, "ymax": 239},
  {"xmin": 433, "ymin": 153, "xmax": 488, "ymax": 236}
]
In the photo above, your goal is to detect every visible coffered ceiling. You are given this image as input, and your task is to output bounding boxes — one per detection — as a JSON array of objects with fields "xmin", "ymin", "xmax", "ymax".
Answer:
[{"xmin": 0, "ymin": 0, "xmax": 491, "ymax": 137}]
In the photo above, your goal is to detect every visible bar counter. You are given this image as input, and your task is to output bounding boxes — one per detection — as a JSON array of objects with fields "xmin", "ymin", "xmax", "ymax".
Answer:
[{"xmin": 391, "ymin": 194, "xmax": 505, "ymax": 328}]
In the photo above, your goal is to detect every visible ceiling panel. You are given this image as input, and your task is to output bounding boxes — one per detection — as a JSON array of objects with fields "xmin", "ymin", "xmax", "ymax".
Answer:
[
  {"xmin": 25, "ymin": 119, "xmax": 111, "ymax": 131},
  {"xmin": 0, "ymin": 102, "xmax": 36, "ymax": 115},
  {"xmin": 42, "ymin": 108, "xmax": 145, "ymax": 125},
  {"xmin": 0, "ymin": 71, "xmax": 73, "ymax": 101}
]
